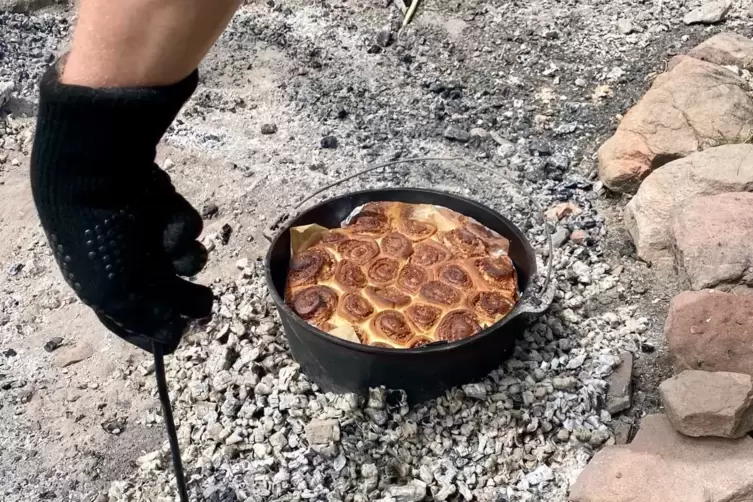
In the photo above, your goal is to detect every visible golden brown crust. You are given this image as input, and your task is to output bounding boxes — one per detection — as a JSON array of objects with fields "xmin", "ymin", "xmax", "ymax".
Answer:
[
  {"xmin": 396, "ymin": 263, "xmax": 431, "ymax": 295},
  {"xmin": 470, "ymin": 256, "xmax": 517, "ymax": 292},
  {"xmin": 397, "ymin": 218, "xmax": 437, "ymax": 242},
  {"xmin": 439, "ymin": 228, "xmax": 487, "ymax": 258},
  {"xmin": 419, "ymin": 280, "xmax": 462, "ymax": 307},
  {"xmin": 370, "ymin": 310, "xmax": 414, "ymax": 344},
  {"xmin": 366, "ymin": 257, "xmax": 400, "ymax": 286},
  {"xmin": 380, "ymin": 232, "xmax": 414, "ymax": 259},
  {"xmin": 334, "ymin": 259, "xmax": 368, "ymax": 291},
  {"xmin": 435, "ymin": 309, "xmax": 482, "ymax": 342},
  {"xmin": 364, "ymin": 286, "xmax": 412, "ymax": 310},
  {"xmin": 287, "ymin": 248, "xmax": 336, "ymax": 289},
  {"xmin": 337, "ymin": 238, "xmax": 380, "ymax": 265},
  {"xmin": 405, "ymin": 303, "xmax": 443, "ymax": 332},
  {"xmin": 288, "ymin": 286, "xmax": 338, "ymax": 326},
  {"xmin": 408, "ymin": 337, "xmax": 433, "ymax": 348},
  {"xmin": 313, "ymin": 230, "xmax": 349, "ymax": 249},
  {"xmin": 467, "ymin": 291, "xmax": 515, "ymax": 322},
  {"xmin": 411, "ymin": 240, "xmax": 451, "ymax": 267},
  {"xmin": 338, "ymin": 292, "xmax": 375, "ymax": 323}
]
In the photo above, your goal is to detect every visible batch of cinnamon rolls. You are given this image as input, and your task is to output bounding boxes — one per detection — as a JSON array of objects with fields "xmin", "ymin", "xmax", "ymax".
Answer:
[{"xmin": 285, "ymin": 201, "xmax": 519, "ymax": 349}]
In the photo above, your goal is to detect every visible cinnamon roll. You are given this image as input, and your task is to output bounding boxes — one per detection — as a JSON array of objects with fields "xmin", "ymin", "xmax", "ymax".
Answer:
[
  {"xmin": 364, "ymin": 286, "xmax": 412, "ymax": 310},
  {"xmin": 405, "ymin": 303, "xmax": 443, "ymax": 332},
  {"xmin": 338, "ymin": 292, "xmax": 375, "ymax": 323},
  {"xmin": 335, "ymin": 259, "xmax": 368, "ymax": 291},
  {"xmin": 337, "ymin": 238, "xmax": 380, "ymax": 265},
  {"xmin": 314, "ymin": 230, "xmax": 348, "ymax": 249},
  {"xmin": 437, "ymin": 262, "xmax": 475, "ymax": 292},
  {"xmin": 471, "ymin": 256, "xmax": 517, "ymax": 292},
  {"xmin": 370, "ymin": 310, "xmax": 414, "ymax": 344},
  {"xmin": 439, "ymin": 228, "xmax": 487, "ymax": 258},
  {"xmin": 367, "ymin": 257, "xmax": 400, "ymax": 286},
  {"xmin": 380, "ymin": 232, "xmax": 414, "ymax": 259},
  {"xmin": 408, "ymin": 337, "xmax": 433, "ymax": 348},
  {"xmin": 345, "ymin": 211, "xmax": 391, "ymax": 237},
  {"xmin": 362, "ymin": 201, "xmax": 396, "ymax": 215},
  {"xmin": 287, "ymin": 248, "xmax": 335, "ymax": 288},
  {"xmin": 397, "ymin": 218, "xmax": 437, "ymax": 242},
  {"xmin": 419, "ymin": 280, "xmax": 462, "ymax": 307},
  {"xmin": 465, "ymin": 221, "xmax": 509, "ymax": 255},
  {"xmin": 435, "ymin": 309, "xmax": 482, "ymax": 342},
  {"xmin": 411, "ymin": 240, "xmax": 451, "ymax": 267},
  {"xmin": 288, "ymin": 286, "xmax": 338, "ymax": 326},
  {"xmin": 396, "ymin": 263, "xmax": 431, "ymax": 295},
  {"xmin": 467, "ymin": 291, "xmax": 515, "ymax": 322}
]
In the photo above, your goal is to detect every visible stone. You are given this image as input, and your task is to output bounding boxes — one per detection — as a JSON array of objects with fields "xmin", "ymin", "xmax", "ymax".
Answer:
[
  {"xmin": 545, "ymin": 202, "xmax": 582, "ymax": 221},
  {"xmin": 260, "ymin": 123, "xmax": 278, "ymax": 135},
  {"xmin": 462, "ymin": 383, "xmax": 487, "ymax": 400},
  {"xmin": 0, "ymin": 0, "xmax": 56, "ymax": 13},
  {"xmin": 570, "ymin": 414, "xmax": 753, "ymax": 502},
  {"xmin": 0, "ymin": 81, "xmax": 13, "ymax": 107},
  {"xmin": 376, "ymin": 30, "xmax": 394, "ymax": 47},
  {"xmin": 597, "ymin": 56, "xmax": 753, "ymax": 193},
  {"xmin": 660, "ymin": 370, "xmax": 753, "ymax": 438},
  {"xmin": 683, "ymin": 0, "xmax": 732, "ymax": 25},
  {"xmin": 321, "ymin": 136, "xmax": 338, "ymax": 149},
  {"xmin": 552, "ymin": 227, "xmax": 569, "ymax": 248},
  {"xmin": 54, "ymin": 345, "xmax": 93, "ymax": 368},
  {"xmin": 687, "ymin": 33, "xmax": 753, "ymax": 71},
  {"xmin": 616, "ymin": 19, "xmax": 636, "ymax": 35},
  {"xmin": 606, "ymin": 352, "xmax": 633, "ymax": 414},
  {"xmin": 671, "ymin": 192, "xmax": 753, "ymax": 290},
  {"xmin": 612, "ymin": 420, "xmax": 632, "ymax": 444},
  {"xmin": 443, "ymin": 126, "xmax": 470, "ymax": 142},
  {"xmin": 570, "ymin": 229, "xmax": 587, "ymax": 245},
  {"xmin": 624, "ymin": 144, "xmax": 753, "ymax": 264},
  {"xmin": 43, "ymin": 337, "xmax": 63, "ymax": 353},
  {"xmin": 469, "ymin": 128, "xmax": 489, "ymax": 140},
  {"xmin": 385, "ymin": 480, "xmax": 427, "ymax": 502},
  {"xmin": 665, "ymin": 290, "xmax": 753, "ymax": 376},
  {"xmin": 305, "ymin": 419, "xmax": 340, "ymax": 445}
]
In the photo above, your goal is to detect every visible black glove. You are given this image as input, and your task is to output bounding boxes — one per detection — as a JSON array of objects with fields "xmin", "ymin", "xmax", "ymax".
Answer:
[{"xmin": 30, "ymin": 64, "xmax": 213, "ymax": 354}]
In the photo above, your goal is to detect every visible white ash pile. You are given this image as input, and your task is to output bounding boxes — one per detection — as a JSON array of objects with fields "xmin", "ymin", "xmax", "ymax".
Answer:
[{"xmin": 111, "ymin": 252, "xmax": 643, "ymax": 502}]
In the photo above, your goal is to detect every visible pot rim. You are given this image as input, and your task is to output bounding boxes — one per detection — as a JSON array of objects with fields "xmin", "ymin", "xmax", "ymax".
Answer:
[{"xmin": 264, "ymin": 187, "xmax": 537, "ymax": 355}]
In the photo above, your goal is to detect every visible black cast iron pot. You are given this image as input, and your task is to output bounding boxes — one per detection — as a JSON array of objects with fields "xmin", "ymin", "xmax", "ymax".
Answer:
[{"xmin": 264, "ymin": 178, "xmax": 553, "ymax": 402}]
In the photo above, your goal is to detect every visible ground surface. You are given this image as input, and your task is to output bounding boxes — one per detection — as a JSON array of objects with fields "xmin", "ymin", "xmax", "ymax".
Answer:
[{"xmin": 1, "ymin": 1, "xmax": 751, "ymax": 501}]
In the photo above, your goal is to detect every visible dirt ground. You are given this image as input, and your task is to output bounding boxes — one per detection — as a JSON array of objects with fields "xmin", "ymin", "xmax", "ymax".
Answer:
[{"xmin": 1, "ymin": 1, "xmax": 751, "ymax": 500}]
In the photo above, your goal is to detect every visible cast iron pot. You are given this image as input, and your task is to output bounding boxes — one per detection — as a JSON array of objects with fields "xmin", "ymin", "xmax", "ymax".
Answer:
[{"xmin": 265, "ymin": 186, "xmax": 552, "ymax": 402}]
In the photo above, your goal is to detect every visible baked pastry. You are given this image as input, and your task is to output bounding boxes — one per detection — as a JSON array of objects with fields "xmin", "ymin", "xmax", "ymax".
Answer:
[{"xmin": 285, "ymin": 202, "xmax": 518, "ymax": 348}]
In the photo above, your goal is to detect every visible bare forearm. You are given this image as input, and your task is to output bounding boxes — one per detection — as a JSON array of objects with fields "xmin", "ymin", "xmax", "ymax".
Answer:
[{"xmin": 62, "ymin": 0, "xmax": 241, "ymax": 88}]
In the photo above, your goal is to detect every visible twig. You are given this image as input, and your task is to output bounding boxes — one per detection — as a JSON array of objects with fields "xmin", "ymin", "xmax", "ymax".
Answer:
[
  {"xmin": 393, "ymin": 0, "xmax": 407, "ymax": 15},
  {"xmin": 402, "ymin": 0, "xmax": 422, "ymax": 27}
]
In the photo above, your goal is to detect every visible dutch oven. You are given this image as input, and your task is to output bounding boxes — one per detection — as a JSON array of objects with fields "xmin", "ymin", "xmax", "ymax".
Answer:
[{"xmin": 264, "ymin": 158, "xmax": 554, "ymax": 402}]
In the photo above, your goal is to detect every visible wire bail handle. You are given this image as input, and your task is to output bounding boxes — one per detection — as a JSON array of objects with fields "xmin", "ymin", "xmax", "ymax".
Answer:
[{"xmin": 263, "ymin": 157, "xmax": 555, "ymax": 316}]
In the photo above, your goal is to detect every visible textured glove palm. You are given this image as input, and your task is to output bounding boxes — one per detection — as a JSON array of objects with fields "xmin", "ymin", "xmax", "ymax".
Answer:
[{"xmin": 30, "ymin": 65, "xmax": 213, "ymax": 354}]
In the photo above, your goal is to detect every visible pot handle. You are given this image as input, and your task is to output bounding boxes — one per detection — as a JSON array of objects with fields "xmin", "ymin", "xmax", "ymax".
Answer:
[{"xmin": 263, "ymin": 156, "xmax": 556, "ymax": 314}]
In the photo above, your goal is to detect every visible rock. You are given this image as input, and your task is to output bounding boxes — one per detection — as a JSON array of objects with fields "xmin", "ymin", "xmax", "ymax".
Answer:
[
  {"xmin": 3, "ymin": 348, "xmax": 17, "ymax": 357},
  {"xmin": 54, "ymin": 345, "xmax": 93, "ymax": 368},
  {"xmin": 552, "ymin": 227, "xmax": 569, "ymax": 248},
  {"xmin": 201, "ymin": 202, "xmax": 219, "ymax": 219},
  {"xmin": 606, "ymin": 351, "xmax": 633, "ymax": 414},
  {"xmin": 597, "ymin": 56, "xmax": 753, "ymax": 193},
  {"xmin": 0, "ymin": 0, "xmax": 56, "ymax": 13},
  {"xmin": 443, "ymin": 126, "xmax": 470, "ymax": 142},
  {"xmin": 612, "ymin": 420, "xmax": 632, "ymax": 445},
  {"xmin": 305, "ymin": 419, "xmax": 340, "ymax": 445},
  {"xmin": 462, "ymin": 383, "xmax": 487, "ymax": 400},
  {"xmin": 376, "ymin": 29, "xmax": 393, "ymax": 47},
  {"xmin": 688, "ymin": 32, "xmax": 753, "ymax": 71},
  {"xmin": 624, "ymin": 144, "xmax": 753, "ymax": 264},
  {"xmin": 659, "ymin": 370, "xmax": 753, "ymax": 438},
  {"xmin": 385, "ymin": 480, "xmax": 427, "ymax": 502},
  {"xmin": 570, "ymin": 229, "xmax": 587, "ymax": 245},
  {"xmin": 260, "ymin": 123, "xmax": 278, "ymax": 135},
  {"xmin": 525, "ymin": 465, "xmax": 554, "ymax": 486},
  {"xmin": 321, "ymin": 136, "xmax": 338, "ymax": 149},
  {"xmin": 671, "ymin": 192, "xmax": 753, "ymax": 290},
  {"xmin": 469, "ymin": 128, "xmax": 489, "ymax": 140},
  {"xmin": 545, "ymin": 202, "xmax": 582, "ymax": 221},
  {"xmin": 683, "ymin": 0, "xmax": 732, "ymax": 25},
  {"xmin": 616, "ymin": 19, "xmax": 636, "ymax": 35},
  {"xmin": 665, "ymin": 290, "xmax": 753, "ymax": 376},
  {"xmin": 0, "ymin": 81, "xmax": 13, "ymax": 107},
  {"xmin": 43, "ymin": 337, "xmax": 63, "ymax": 353},
  {"xmin": 570, "ymin": 414, "xmax": 753, "ymax": 502}
]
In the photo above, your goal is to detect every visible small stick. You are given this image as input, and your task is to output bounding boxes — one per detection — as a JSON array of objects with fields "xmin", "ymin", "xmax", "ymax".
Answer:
[
  {"xmin": 393, "ymin": 0, "xmax": 407, "ymax": 14},
  {"xmin": 402, "ymin": 0, "xmax": 421, "ymax": 27}
]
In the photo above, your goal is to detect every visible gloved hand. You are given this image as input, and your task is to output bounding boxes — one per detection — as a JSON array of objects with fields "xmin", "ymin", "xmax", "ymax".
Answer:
[{"xmin": 30, "ymin": 64, "xmax": 213, "ymax": 354}]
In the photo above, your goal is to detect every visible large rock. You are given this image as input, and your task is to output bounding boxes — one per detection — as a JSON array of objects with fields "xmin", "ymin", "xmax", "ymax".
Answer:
[
  {"xmin": 683, "ymin": 0, "xmax": 732, "ymax": 25},
  {"xmin": 660, "ymin": 370, "xmax": 753, "ymax": 438},
  {"xmin": 597, "ymin": 56, "xmax": 753, "ymax": 193},
  {"xmin": 570, "ymin": 414, "xmax": 753, "ymax": 502},
  {"xmin": 624, "ymin": 144, "xmax": 753, "ymax": 264},
  {"xmin": 665, "ymin": 290, "xmax": 753, "ymax": 376},
  {"xmin": 671, "ymin": 192, "xmax": 753, "ymax": 290},
  {"xmin": 688, "ymin": 32, "xmax": 753, "ymax": 70}
]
